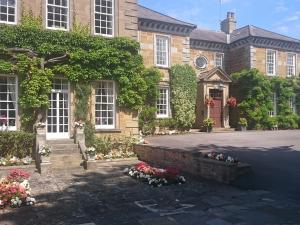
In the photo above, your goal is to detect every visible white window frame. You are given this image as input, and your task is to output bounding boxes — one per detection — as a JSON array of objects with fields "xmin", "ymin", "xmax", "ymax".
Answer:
[
  {"xmin": 287, "ymin": 53, "xmax": 297, "ymax": 77},
  {"xmin": 0, "ymin": 0, "xmax": 17, "ymax": 25},
  {"xmin": 0, "ymin": 74, "xmax": 18, "ymax": 131},
  {"xmin": 46, "ymin": 0, "xmax": 69, "ymax": 31},
  {"xmin": 215, "ymin": 52, "xmax": 224, "ymax": 69},
  {"xmin": 95, "ymin": 80, "xmax": 116, "ymax": 129},
  {"xmin": 156, "ymin": 87, "xmax": 170, "ymax": 118},
  {"xmin": 266, "ymin": 49, "xmax": 277, "ymax": 76},
  {"xmin": 94, "ymin": 0, "xmax": 114, "ymax": 37},
  {"xmin": 154, "ymin": 35, "xmax": 170, "ymax": 68},
  {"xmin": 269, "ymin": 92, "xmax": 277, "ymax": 117}
]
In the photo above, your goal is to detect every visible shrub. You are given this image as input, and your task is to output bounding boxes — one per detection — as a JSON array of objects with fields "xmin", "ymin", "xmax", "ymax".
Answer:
[
  {"xmin": 238, "ymin": 118, "xmax": 248, "ymax": 127},
  {"xmin": 0, "ymin": 132, "xmax": 34, "ymax": 158},
  {"xmin": 84, "ymin": 121, "xmax": 95, "ymax": 148},
  {"xmin": 139, "ymin": 107, "xmax": 157, "ymax": 135},
  {"xmin": 157, "ymin": 118, "xmax": 176, "ymax": 129},
  {"xmin": 170, "ymin": 65, "xmax": 197, "ymax": 130}
]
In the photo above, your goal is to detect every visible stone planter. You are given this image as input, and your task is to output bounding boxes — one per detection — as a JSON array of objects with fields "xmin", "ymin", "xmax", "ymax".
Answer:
[
  {"xmin": 134, "ymin": 144, "xmax": 251, "ymax": 184},
  {"xmin": 206, "ymin": 126, "xmax": 213, "ymax": 133},
  {"xmin": 238, "ymin": 125, "xmax": 247, "ymax": 131},
  {"xmin": 41, "ymin": 156, "xmax": 50, "ymax": 163},
  {"xmin": 87, "ymin": 154, "xmax": 95, "ymax": 161}
]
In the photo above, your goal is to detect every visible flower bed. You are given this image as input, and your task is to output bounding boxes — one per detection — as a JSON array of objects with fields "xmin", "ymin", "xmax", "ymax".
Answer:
[
  {"xmin": 124, "ymin": 162, "xmax": 186, "ymax": 187},
  {"xmin": 204, "ymin": 152, "xmax": 239, "ymax": 163},
  {"xmin": 0, "ymin": 156, "xmax": 33, "ymax": 167},
  {"xmin": 0, "ymin": 169, "xmax": 36, "ymax": 209}
]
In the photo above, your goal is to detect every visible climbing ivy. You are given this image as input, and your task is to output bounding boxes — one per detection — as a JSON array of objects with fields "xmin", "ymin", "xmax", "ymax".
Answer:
[
  {"xmin": 170, "ymin": 64, "xmax": 197, "ymax": 130},
  {"xmin": 74, "ymin": 83, "xmax": 92, "ymax": 121},
  {"xmin": 231, "ymin": 69, "xmax": 300, "ymax": 130},
  {"xmin": 0, "ymin": 21, "xmax": 147, "ymax": 131}
]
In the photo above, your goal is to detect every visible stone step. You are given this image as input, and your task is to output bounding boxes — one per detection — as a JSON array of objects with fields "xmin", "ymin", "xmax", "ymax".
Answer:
[
  {"xmin": 47, "ymin": 139, "xmax": 75, "ymax": 145},
  {"xmin": 50, "ymin": 143, "xmax": 79, "ymax": 150},
  {"xmin": 50, "ymin": 154, "xmax": 83, "ymax": 170},
  {"xmin": 51, "ymin": 149, "xmax": 81, "ymax": 155}
]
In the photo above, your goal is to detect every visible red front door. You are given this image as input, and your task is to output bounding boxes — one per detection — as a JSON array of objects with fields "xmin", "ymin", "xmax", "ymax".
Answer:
[{"xmin": 210, "ymin": 89, "xmax": 223, "ymax": 128}]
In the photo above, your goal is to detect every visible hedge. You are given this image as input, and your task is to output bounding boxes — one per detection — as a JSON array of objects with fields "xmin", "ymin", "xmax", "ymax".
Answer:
[{"xmin": 0, "ymin": 132, "xmax": 35, "ymax": 158}]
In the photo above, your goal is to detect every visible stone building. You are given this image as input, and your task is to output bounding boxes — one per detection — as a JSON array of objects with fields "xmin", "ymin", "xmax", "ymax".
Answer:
[
  {"xmin": 138, "ymin": 6, "xmax": 300, "ymax": 129},
  {"xmin": 1, "ymin": 0, "xmax": 300, "ymax": 140}
]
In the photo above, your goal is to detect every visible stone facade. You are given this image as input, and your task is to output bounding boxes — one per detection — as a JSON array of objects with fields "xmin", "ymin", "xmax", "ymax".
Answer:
[{"xmin": 20, "ymin": 0, "xmax": 138, "ymax": 39}]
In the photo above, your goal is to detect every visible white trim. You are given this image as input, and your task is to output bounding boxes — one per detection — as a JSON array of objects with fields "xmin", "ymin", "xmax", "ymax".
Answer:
[
  {"xmin": 215, "ymin": 52, "xmax": 224, "ymax": 68},
  {"xmin": 266, "ymin": 49, "xmax": 277, "ymax": 76},
  {"xmin": 46, "ymin": 79, "xmax": 70, "ymax": 140},
  {"xmin": 93, "ymin": 0, "xmax": 114, "ymax": 37},
  {"xmin": 46, "ymin": 0, "xmax": 69, "ymax": 31},
  {"xmin": 286, "ymin": 52, "xmax": 297, "ymax": 77},
  {"xmin": 95, "ymin": 80, "xmax": 116, "ymax": 129},
  {"xmin": 0, "ymin": 74, "xmax": 18, "ymax": 131},
  {"xmin": 156, "ymin": 86, "xmax": 170, "ymax": 118},
  {"xmin": 0, "ymin": 0, "xmax": 17, "ymax": 25},
  {"xmin": 154, "ymin": 34, "xmax": 170, "ymax": 68}
]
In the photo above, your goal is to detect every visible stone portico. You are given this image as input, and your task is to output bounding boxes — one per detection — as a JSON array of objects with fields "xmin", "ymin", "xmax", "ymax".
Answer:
[{"xmin": 196, "ymin": 68, "xmax": 232, "ymax": 129}]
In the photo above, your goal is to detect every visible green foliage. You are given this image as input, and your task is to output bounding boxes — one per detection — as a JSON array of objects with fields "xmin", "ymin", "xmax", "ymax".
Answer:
[
  {"xmin": 139, "ymin": 68, "xmax": 161, "ymax": 135},
  {"xmin": 203, "ymin": 118, "xmax": 215, "ymax": 128},
  {"xmin": 20, "ymin": 11, "xmax": 42, "ymax": 29},
  {"xmin": 232, "ymin": 69, "xmax": 300, "ymax": 130},
  {"xmin": 238, "ymin": 118, "xmax": 248, "ymax": 127},
  {"xmin": 84, "ymin": 121, "xmax": 96, "ymax": 148},
  {"xmin": 157, "ymin": 118, "xmax": 176, "ymax": 129},
  {"xmin": 0, "ymin": 22, "xmax": 147, "ymax": 130},
  {"xmin": 231, "ymin": 69, "xmax": 273, "ymax": 129},
  {"xmin": 170, "ymin": 65, "xmax": 197, "ymax": 130},
  {"xmin": 139, "ymin": 107, "xmax": 157, "ymax": 135},
  {"xmin": 0, "ymin": 132, "xmax": 35, "ymax": 158},
  {"xmin": 91, "ymin": 136, "xmax": 137, "ymax": 156},
  {"xmin": 74, "ymin": 83, "xmax": 92, "ymax": 121}
]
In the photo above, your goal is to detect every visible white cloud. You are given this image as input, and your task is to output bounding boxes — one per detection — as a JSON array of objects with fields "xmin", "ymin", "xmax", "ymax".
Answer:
[
  {"xmin": 274, "ymin": 2, "xmax": 288, "ymax": 13},
  {"xmin": 276, "ymin": 25, "xmax": 289, "ymax": 33},
  {"xmin": 286, "ymin": 15, "xmax": 299, "ymax": 21}
]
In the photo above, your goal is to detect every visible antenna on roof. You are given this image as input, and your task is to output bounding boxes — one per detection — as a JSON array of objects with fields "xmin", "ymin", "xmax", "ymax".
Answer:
[{"xmin": 219, "ymin": 0, "xmax": 223, "ymax": 24}]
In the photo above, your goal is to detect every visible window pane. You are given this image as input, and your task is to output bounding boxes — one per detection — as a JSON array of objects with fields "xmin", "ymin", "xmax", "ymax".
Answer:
[
  {"xmin": 94, "ymin": 0, "xmax": 114, "ymax": 36},
  {"xmin": 156, "ymin": 36, "xmax": 169, "ymax": 67},
  {"xmin": 0, "ymin": 0, "xmax": 15, "ymax": 23},
  {"xmin": 95, "ymin": 81, "xmax": 115, "ymax": 128},
  {"xmin": 0, "ymin": 76, "xmax": 16, "ymax": 130},
  {"xmin": 47, "ymin": 0, "xmax": 68, "ymax": 30},
  {"xmin": 156, "ymin": 87, "xmax": 169, "ymax": 118}
]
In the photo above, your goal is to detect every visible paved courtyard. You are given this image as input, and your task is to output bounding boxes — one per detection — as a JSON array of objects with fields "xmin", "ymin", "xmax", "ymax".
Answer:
[
  {"xmin": 147, "ymin": 130, "xmax": 300, "ymax": 201},
  {"xmin": 1, "ymin": 156, "xmax": 300, "ymax": 225}
]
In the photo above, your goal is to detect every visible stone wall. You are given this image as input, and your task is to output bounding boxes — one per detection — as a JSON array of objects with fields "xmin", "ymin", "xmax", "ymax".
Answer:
[
  {"xmin": 253, "ymin": 47, "xmax": 300, "ymax": 77},
  {"xmin": 227, "ymin": 46, "xmax": 251, "ymax": 74},
  {"xmin": 139, "ymin": 30, "xmax": 190, "ymax": 81},
  {"xmin": 190, "ymin": 49, "xmax": 225, "ymax": 72},
  {"xmin": 20, "ymin": 0, "xmax": 138, "ymax": 39},
  {"xmin": 134, "ymin": 144, "xmax": 251, "ymax": 184}
]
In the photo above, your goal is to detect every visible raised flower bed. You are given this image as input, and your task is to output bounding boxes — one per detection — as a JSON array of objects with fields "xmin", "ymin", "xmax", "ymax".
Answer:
[
  {"xmin": 134, "ymin": 145, "xmax": 251, "ymax": 184},
  {"xmin": 124, "ymin": 162, "xmax": 186, "ymax": 187},
  {"xmin": 0, "ymin": 169, "xmax": 36, "ymax": 209}
]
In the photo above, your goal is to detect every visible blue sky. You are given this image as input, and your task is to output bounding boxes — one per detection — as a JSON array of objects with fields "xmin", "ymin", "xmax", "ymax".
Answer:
[{"xmin": 139, "ymin": 0, "xmax": 300, "ymax": 39}]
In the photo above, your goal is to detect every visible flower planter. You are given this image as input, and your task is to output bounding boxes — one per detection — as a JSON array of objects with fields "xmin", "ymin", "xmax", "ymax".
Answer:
[
  {"xmin": 240, "ymin": 126, "xmax": 247, "ymax": 132},
  {"xmin": 206, "ymin": 126, "xmax": 213, "ymax": 133}
]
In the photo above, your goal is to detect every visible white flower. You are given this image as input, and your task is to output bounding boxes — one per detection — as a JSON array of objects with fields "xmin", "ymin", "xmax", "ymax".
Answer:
[
  {"xmin": 39, "ymin": 145, "xmax": 52, "ymax": 156},
  {"xmin": 179, "ymin": 176, "xmax": 186, "ymax": 182}
]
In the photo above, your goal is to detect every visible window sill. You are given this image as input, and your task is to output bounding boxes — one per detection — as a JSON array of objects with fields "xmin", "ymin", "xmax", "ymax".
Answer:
[
  {"xmin": 155, "ymin": 65, "xmax": 170, "ymax": 70},
  {"xmin": 95, "ymin": 129, "xmax": 122, "ymax": 133}
]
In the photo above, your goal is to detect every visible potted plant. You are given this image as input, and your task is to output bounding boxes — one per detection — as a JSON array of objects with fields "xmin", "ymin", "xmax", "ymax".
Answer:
[
  {"xmin": 238, "ymin": 118, "xmax": 248, "ymax": 131},
  {"xmin": 39, "ymin": 145, "xmax": 52, "ymax": 163},
  {"xmin": 203, "ymin": 118, "xmax": 215, "ymax": 133}
]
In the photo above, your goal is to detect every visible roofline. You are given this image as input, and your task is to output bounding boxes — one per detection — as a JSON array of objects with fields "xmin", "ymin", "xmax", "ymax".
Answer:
[{"xmin": 137, "ymin": 4, "xmax": 197, "ymax": 28}]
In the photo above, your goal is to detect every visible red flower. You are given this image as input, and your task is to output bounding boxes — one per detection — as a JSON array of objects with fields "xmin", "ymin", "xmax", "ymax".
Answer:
[
  {"xmin": 165, "ymin": 167, "xmax": 180, "ymax": 178},
  {"xmin": 227, "ymin": 97, "xmax": 237, "ymax": 107},
  {"xmin": 205, "ymin": 98, "xmax": 215, "ymax": 107},
  {"xmin": 7, "ymin": 169, "xmax": 30, "ymax": 183}
]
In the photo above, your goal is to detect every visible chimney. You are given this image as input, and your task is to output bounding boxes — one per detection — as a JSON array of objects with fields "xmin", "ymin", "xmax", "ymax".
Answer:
[{"xmin": 221, "ymin": 12, "xmax": 237, "ymax": 34}]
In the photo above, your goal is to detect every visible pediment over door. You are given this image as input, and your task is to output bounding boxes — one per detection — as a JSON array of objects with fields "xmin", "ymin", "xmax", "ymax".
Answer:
[{"xmin": 198, "ymin": 67, "xmax": 232, "ymax": 83}]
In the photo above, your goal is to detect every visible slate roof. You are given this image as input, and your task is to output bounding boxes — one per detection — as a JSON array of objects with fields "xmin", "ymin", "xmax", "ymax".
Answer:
[
  {"xmin": 137, "ymin": 5, "xmax": 196, "ymax": 28},
  {"xmin": 137, "ymin": 5, "xmax": 300, "ymax": 44},
  {"xmin": 190, "ymin": 29, "xmax": 227, "ymax": 43},
  {"xmin": 230, "ymin": 25, "xmax": 300, "ymax": 43}
]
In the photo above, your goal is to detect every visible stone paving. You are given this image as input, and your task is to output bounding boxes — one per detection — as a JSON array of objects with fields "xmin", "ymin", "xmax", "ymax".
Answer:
[{"xmin": 1, "ymin": 160, "xmax": 300, "ymax": 225}]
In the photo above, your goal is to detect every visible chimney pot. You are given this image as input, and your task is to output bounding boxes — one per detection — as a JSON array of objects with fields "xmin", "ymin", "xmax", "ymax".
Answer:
[{"xmin": 221, "ymin": 11, "xmax": 237, "ymax": 34}]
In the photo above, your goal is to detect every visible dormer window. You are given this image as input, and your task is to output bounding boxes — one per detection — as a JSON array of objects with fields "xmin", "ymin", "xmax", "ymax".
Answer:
[
  {"xmin": 94, "ymin": 0, "xmax": 114, "ymax": 37},
  {"xmin": 46, "ymin": 0, "xmax": 69, "ymax": 30},
  {"xmin": 0, "ymin": 0, "xmax": 17, "ymax": 24}
]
